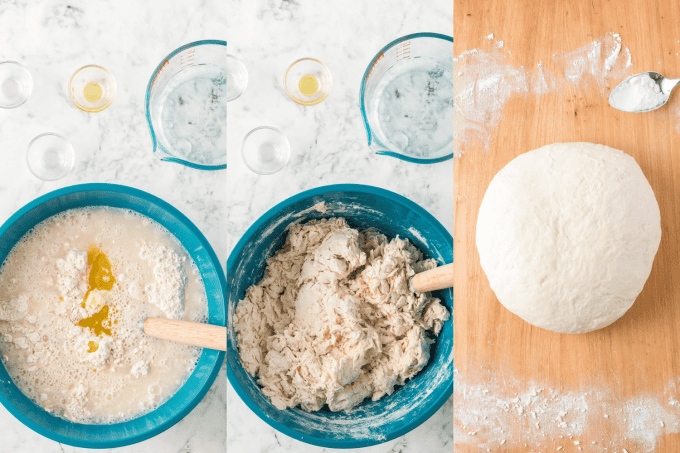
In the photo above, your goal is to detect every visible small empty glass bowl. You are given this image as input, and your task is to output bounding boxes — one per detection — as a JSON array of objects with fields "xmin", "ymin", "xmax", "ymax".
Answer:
[
  {"xmin": 26, "ymin": 133, "xmax": 75, "ymax": 181},
  {"xmin": 0, "ymin": 61, "xmax": 33, "ymax": 109},
  {"xmin": 68, "ymin": 65, "xmax": 116, "ymax": 112},
  {"xmin": 241, "ymin": 126, "xmax": 290, "ymax": 175},
  {"xmin": 226, "ymin": 54, "xmax": 248, "ymax": 102},
  {"xmin": 284, "ymin": 58, "xmax": 332, "ymax": 105}
]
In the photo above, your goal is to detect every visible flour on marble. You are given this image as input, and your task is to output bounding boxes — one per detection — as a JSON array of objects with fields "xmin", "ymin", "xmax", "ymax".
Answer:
[
  {"xmin": 455, "ymin": 368, "xmax": 680, "ymax": 452},
  {"xmin": 454, "ymin": 32, "xmax": 633, "ymax": 153}
]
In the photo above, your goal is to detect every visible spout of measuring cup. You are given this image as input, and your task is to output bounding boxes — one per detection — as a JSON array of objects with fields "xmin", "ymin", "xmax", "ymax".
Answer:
[
  {"xmin": 146, "ymin": 118, "xmax": 173, "ymax": 162},
  {"xmin": 367, "ymin": 141, "xmax": 392, "ymax": 156},
  {"xmin": 364, "ymin": 129, "xmax": 433, "ymax": 163},
  {"xmin": 363, "ymin": 124, "xmax": 411, "ymax": 161},
  {"xmin": 149, "ymin": 138, "xmax": 173, "ymax": 162},
  {"xmin": 362, "ymin": 110, "xmax": 446, "ymax": 163},
  {"xmin": 145, "ymin": 112, "xmax": 192, "ymax": 166},
  {"xmin": 367, "ymin": 136, "xmax": 454, "ymax": 164},
  {"xmin": 362, "ymin": 112, "xmax": 396, "ymax": 157},
  {"xmin": 145, "ymin": 90, "xmax": 170, "ymax": 162}
]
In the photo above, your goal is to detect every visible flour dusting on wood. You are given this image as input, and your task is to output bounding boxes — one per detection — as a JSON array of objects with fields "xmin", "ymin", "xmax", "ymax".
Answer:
[
  {"xmin": 454, "ymin": 33, "xmax": 633, "ymax": 154},
  {"xmin": 455, "ymin": 368, "xmax": 680, "ymax": 452}
]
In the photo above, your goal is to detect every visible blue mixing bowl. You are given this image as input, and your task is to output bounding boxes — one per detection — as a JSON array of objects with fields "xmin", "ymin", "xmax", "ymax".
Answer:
[
  {"xmin": 0, "ymin": 183, "xmax": 226, "ymax": 449},
  {"xmin": 227, "ymin": 184, "xmax": 453, "ymax": 448}
]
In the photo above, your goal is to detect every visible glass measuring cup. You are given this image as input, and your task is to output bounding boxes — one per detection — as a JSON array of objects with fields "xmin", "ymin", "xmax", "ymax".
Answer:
[
  {"xmin": 145, "ymin": 40, "xmax": 227, "ymax": 170},
  {"xmin": 360, "ymin": 33, "xmax": 453, "ymax": 164}
]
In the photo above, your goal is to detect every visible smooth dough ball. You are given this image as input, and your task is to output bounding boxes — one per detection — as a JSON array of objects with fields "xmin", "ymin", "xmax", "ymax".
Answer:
[{"xmin": 476, "ymin": 142, "xmax": 661, "ymax": 334}]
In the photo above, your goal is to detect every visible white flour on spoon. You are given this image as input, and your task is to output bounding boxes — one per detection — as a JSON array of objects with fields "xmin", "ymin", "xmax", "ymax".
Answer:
[{"xmin": 609, "ymin": 73, "xmax": 667, "ymax": 112}]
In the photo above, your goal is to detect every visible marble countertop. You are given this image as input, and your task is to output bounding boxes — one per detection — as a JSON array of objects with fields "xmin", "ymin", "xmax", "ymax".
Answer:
[
  {"xmin": 225, "ymin": 0, "xmax": 453, "ymax": 452},
  {"xmin": 0, "ymin": 0, "xmax": 226, "ymax": 451}
]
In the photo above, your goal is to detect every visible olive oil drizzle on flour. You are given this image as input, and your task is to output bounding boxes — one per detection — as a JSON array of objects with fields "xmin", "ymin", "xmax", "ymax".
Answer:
[{"xmin": 77, "ymin": 245, "xmax": 116, "ymax": 342}]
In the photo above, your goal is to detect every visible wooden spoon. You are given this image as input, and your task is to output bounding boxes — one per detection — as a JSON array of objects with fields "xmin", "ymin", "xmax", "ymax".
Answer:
[
  {"xmin": 144, "ymin": 263, "xmax": 453, "ymax": 349},
  {"xmin": 144, "ymin": 318, "xmax": 226, "ymax": 351},
  {"xmin": 412, "ymin": 263, "xmax": 454, "ymax": 293}
]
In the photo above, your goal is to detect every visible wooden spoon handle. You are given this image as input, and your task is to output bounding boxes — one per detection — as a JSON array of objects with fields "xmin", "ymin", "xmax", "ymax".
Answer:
[
  {"xmin": 144, "ymin": 318, "xmax": 226, "ymax": 351},
  {"xmin": 412, "ymin": 263, "xmax": 454, "ymax": 293}
]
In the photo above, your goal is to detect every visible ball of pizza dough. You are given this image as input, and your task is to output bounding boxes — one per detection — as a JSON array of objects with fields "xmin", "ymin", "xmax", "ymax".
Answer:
[{"xmin": 476, "ymin": 142, "xmax": 661, "ymax": 334}]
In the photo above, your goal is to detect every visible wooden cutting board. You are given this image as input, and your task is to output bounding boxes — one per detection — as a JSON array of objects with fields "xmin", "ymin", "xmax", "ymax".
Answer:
[{"xmin": 454, "ymin": 0, "xmax": 680, "ymax": 451}]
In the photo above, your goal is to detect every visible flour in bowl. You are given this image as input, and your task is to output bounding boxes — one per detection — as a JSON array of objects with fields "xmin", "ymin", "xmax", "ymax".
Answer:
[
  {"xmin": 0, "ymin": 207, "xmax": 208, "ymax": 423},
  {"xmin": 233, "ymin": 218, "xmax": 449, "ymax": 412},
  {"xmin": 139, "ymin": 243, "xmax": 187, "ymax": 320}
]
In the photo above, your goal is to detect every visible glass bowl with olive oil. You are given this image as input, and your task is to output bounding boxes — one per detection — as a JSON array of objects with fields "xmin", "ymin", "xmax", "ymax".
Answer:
[
  {"xmin": 68, "ymin": 65, "xmax": 117, "ymax": 113},
  {"xmin": 283, "ymin": 58, "xmax": 332, "ymax": 106}
]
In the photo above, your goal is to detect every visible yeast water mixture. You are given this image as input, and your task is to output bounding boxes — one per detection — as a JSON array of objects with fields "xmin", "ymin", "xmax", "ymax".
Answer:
[{"xmin": 0, "ymin": 207, "xmax": 207, "ymax": 424}]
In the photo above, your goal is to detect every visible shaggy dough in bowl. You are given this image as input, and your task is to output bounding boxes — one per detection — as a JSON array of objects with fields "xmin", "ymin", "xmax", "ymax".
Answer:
[
  {"xmin": 233, "ymin": 218, "xmax": 449, "ymax": 412},
  {"xmin": 476, "ymin": 142, "xmax": 661, "ymax": 334}
]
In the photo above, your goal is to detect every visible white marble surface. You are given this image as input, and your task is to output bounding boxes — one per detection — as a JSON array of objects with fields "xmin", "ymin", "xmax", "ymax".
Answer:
[
  {"xmin": 0, "ymin": 1, "xmax": 226, "ymax": 451},
  {"xmin": 225, "ymin": 0, "xmax": 453, "ymax": 452}
]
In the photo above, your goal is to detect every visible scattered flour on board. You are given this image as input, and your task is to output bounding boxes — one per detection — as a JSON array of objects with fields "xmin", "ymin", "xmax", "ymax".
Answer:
[
  {"xmin": 454, "ymin": 32, "xmax": 634, "ymax": 153},
  {"xmin": 455, "ymin": 368, "xmax": 680, "ymax": 452}
]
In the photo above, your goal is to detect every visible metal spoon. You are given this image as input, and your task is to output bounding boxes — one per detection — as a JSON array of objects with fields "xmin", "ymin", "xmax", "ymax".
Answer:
[{"xmin": 609, "ymin": 71, "xmax": 680, "ymax": 113}]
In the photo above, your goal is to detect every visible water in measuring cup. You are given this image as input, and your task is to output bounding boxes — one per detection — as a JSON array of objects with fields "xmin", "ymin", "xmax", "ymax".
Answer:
[
  {"xmin": 155, "ymin": 64, "xmax": 226, "ymax": 166},
  {"xmin": 368, "ymin": 58, "xmax": 453, "ymax": 159}
]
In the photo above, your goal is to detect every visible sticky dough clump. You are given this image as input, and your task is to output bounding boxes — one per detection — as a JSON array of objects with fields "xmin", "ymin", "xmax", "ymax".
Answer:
[{"xmin": 233, "ymin": 218, "xmax": 449, "ymax": 412}]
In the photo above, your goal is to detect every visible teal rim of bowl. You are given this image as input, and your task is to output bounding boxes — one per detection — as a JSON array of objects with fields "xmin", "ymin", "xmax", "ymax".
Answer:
[
  {"xmin": 226, "ymin": 183, "xmax": 453, "ymax": 448},
  {"xmin": 145, "ymin": 39, "xmax": 227, "ymax": 171},
  {"xmin": 359, "ymin": 32, "xmax": 454, "ymax": 164},
  {"xmin": 0, "ymin": 183, "xmax": 226, "ymax": 448}
]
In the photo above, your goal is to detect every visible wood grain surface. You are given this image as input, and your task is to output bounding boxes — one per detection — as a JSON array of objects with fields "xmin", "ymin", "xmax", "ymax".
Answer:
[{"xmin": 454, "ymin": 0, "xmax": 680, "ymax": 451}]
